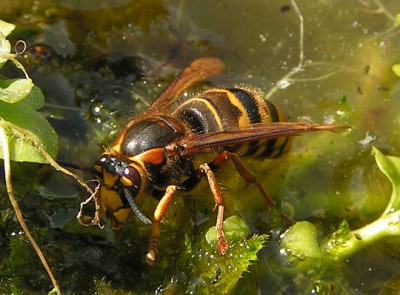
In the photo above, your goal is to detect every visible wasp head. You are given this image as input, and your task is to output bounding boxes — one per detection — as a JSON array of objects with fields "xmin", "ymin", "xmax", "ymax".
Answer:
[{"xmin": 92, "ymin": 155, "xmax": 152, "ymax": 228}]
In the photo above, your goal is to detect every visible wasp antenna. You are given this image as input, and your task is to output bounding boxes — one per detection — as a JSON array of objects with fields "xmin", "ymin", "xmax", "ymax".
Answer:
[{"xmin": 124, "ymin": 189, "xmax": 152, "ymax": 225}]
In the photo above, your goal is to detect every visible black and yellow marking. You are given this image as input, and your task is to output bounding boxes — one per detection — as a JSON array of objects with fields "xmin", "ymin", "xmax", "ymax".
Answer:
[
  {"xmin": 88, "ymin": 57, "xmax": 343, "ymax": 265},
  {"xmin": 174, "ymin": 86, "xmax": 290, "ymax": 159}
]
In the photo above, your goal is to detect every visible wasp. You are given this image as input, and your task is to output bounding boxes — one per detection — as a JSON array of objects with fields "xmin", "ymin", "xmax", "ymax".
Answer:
[{"xmin": 91, "ymin": 57, "xmax": 343, "ymax": 265}]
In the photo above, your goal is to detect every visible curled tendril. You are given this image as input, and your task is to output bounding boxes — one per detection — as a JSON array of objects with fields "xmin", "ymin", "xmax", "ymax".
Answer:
[
  {"xmin": 76, "ymin": 179, "xmax": 103, "ymax": 228},
  {"xmin": 14, "ymin": 40, "xmax": 27, "ymax": 56}
]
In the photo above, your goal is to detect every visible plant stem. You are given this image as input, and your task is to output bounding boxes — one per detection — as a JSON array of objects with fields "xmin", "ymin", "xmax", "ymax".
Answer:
[
  {"xmin": 323, "ymin": 211, "xmax": 400, "ymax": 260},
  {"xmin": 0, "ymin": 126, "xmax": 61, "ymax": 295},
  {"xmin": 0, "ymin": 119, "xmax": 101, "ymax": 226}
]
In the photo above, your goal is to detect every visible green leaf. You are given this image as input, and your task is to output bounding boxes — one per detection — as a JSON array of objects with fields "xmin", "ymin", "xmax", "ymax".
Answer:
[
  {"xmin": 167, "ymin": 216, "xmax": 266, "ymax": 294},
  {"xmin": 0, "ymin": 20, "xmax": 16, "ymax": 69},
  {"xmin": 0, "ymin": 32, "xmax": 11, "ymax": 68},
  {"xmin": 281, "ymin": 221, "xmax": 323, "ymax": 272},
  {"xmin": 181, "ymin": 234, "xmax": 267, "ymax": 294},
  {"xmin": 18, "ymin": 85, "xmax": 44, "ymax": 110},
  {"xmin": 282, "ymin": 221, "xmax": 323, "ymax": 259},
  {"xmin": 0, "ymin": 20, "xmax": 15, "ymax": 37},
  {"xmin": 205, "ymin": 215, "xmax": 250, "ymax": 246},
  {"xmin": 392, "ymin": 63, "xmax": 400, "ymax": 77},
  {"xmin": 396, "ymin": 13, "xmax": 400, "ymax": 25},
  {"xmin": 0, "ymin": 102, "xmax": 58, "ymax": 163},
  {"xmin": 319, "ymin": 150, "xmax": 400, "ymax": 262},
  {"xmin": 0, "ymin": 20, "xmax": 54, "ymax": 164},
  {"xmin": 203, "ymin": 235, "xmax": 266, "ymax": 294},
  {"xmin": 373, "ymin": 147, "xmax": 400, "ymax": 214},
  {"xmin": 0, "ymin": 79, "xmax": 34, "ymax": 103}
]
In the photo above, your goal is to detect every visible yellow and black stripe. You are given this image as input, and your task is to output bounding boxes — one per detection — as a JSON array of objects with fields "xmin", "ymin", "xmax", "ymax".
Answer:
[{"xmin": 173, "ymin": 86, "xmax": 290, "ymax": 159}]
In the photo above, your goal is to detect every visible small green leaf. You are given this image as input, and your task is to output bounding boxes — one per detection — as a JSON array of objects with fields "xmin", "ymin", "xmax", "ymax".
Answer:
[
  {"xmin": 0, "ymin": 20, "xmax": 15, "ymax": 37},
  {"xmin": 281, "ymin": 221, "xmax": 323, "ymax": 259},
  {"xmin": 0, "ymin": 20, "xmax": 16, "ymax": 69},
  {"xmin": 373, "ymin": 147, "xmax": 400, "ymax": 214},
  {"xmin": 392, "ymin": 63, "xmax": 400, "ymax": 77},
  {"xmin": 170, "ymin": 216, "xmax": 266, "ymax": 294},
  {"xmin": 0, "ymin": 102, "xmax": 58, "ymax": 163},
  {"xmin": 0, "ymin": 78, "xmax": 34, "ymax": 103},
  {"xmin": 207, "ymin": 235, "xmax": 266, "ymax": 293},
  {"xmin": 0, "ymin": 33, "xmax": 12, "ymax": 68},
  {"xmin": 180, "ymin": 234, "xmax": 267, "ymax": 294},
  {"xmin": 205, "ymin": 215, "xmax": 250, "ymax": 246},
  {"xmin": 19, "ymin": 85, "xmax": 45, "ymax": 110},
  {"xmin": 396, "ymin": 13, "xmax": 400, "ymax": 25},
  {"xmin": 281, "ymin": 221, "xmax": 324, "ymax": 272}
]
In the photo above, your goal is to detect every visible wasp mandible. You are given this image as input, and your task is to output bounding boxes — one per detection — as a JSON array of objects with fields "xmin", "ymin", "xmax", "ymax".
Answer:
[{"xmin": 91, "ymin": 57, "xmax": 344, "ymax": 265}]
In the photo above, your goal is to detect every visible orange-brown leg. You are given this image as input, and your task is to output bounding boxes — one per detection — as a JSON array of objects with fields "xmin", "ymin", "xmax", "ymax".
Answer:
[
  {"xmin": 211, "ymin": 151, "xmax": 275, "ymax": 206},
  {"xmin": 146, "ymin": 185, "xmax": 177, "ymax": 266},
  {"xmin": 210, "ymin": 151, "xmax": 294, "ymax": 224},
  {"xmin": 146, "ymin": 151, "xmax": 292, "ymax": 265},
  {"xmin": 199, "ymin": 163, "xmax": 229, "ymax": 255}
]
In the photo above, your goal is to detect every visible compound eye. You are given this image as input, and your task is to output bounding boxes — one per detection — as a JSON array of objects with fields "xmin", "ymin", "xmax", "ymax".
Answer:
[{"xmin": 120, "ymin": 166, "xmax": 141, "ymax": 189}]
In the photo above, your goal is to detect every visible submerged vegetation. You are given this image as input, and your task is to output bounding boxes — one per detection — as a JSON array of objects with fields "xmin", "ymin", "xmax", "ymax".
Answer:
[{"xmin": 1, "ymin": 0, "xmax": 400, "ymax": 293}]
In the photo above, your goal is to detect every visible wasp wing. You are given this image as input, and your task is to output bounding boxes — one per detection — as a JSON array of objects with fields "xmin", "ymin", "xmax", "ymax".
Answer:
[
  {"xmin": 149, "ymin": 57, "xmax": 226, "ymax": 111},
  {"xmin": 176, "ymin": 122, "xmax": 347, "ymax": 155}
]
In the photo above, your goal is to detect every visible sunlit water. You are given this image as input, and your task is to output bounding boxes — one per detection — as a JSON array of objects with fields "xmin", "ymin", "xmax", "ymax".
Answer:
[{"xmin": 1, "ymin": 0, "xmax": 400, "ymax": 293}]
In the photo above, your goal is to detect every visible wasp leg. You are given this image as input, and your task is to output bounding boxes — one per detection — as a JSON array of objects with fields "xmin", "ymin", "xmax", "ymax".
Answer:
[
  {"xmin": 198, "ymin": 163, "xmax": 229, "ymax": 256},
  {"xmin": 146, "ymin": 185, "xmax": 177, "ymax": 266},
  {"xmin": 209, "ymin": 151, "xmax": 294, "ymax": 224}
]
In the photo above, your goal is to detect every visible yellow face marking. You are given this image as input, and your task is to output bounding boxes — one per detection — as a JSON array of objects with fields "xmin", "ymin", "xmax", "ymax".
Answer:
[
  {"xmin": 112, "ymin": 208, "xmax": 131, "ymax": 226},
  {"xmin": 92, "ymin": 164, "xmax": 102, "ymax": 174},
  {"xmin": 120, "ymin": 176, "xmax": 133, "ymax": 187},
  {"xmin": 100, "ymin": 186, "xmax": 123, "ymax": 212},
  {"xmin": 99, "ymin": 186, "xmax": 132, "ymax": 227},
  {"xmin": 103, "ymin": 171, "xmax": 119, "ymax": 188}
]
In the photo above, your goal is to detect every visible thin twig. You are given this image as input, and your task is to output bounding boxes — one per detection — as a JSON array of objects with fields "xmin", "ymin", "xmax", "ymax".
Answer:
[
  {"xmin": 265, "ymin": 0, "xmax": 304, "ymax": 100},
  {"xmin": 291, "ymin": 69, "xmax": 345, "ymax": 82},
  {"xmin": 265, "ymin": 0, "xmax": 355, "ymax": 100},
  {"xmin": 292, "ymin": 0, "xmax": 304, "ymax": 69},
  {"xmin": 357, "ymin": 0, "xmax": 400, "ymax": 39},
  {"xmin": 0, "ymin": 120, "xmax": 102, "ymax": 227},
  {"xmin": 0, "ymin": 126, "xmax": 61, "ymax": 295}
]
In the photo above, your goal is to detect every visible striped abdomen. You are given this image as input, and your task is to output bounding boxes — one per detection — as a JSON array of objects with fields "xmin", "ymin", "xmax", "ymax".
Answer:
[{"xmin": 173, "ymin": 87, "xmax": 291, "ymax": 158}]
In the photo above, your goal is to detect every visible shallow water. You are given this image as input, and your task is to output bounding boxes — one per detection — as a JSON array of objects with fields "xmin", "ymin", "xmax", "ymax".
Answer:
[{"xmin": 1, "ymin": 0, "xmax": 400, "ymax": 294}]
